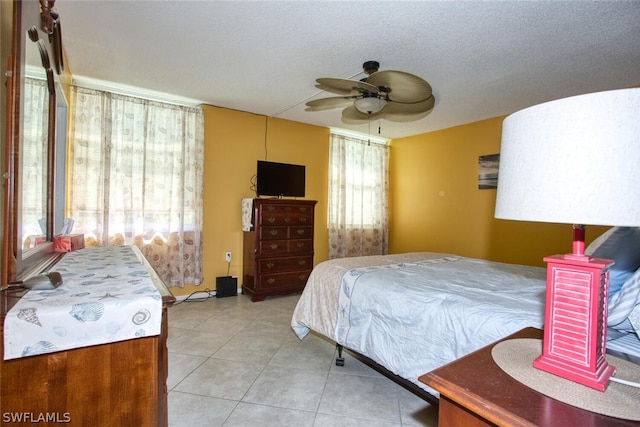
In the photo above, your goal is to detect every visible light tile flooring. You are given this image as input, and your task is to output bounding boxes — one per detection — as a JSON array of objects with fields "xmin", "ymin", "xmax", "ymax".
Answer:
[{"xmin": 167, "ymin": 293, "xmax": 439, "ymax": 427}]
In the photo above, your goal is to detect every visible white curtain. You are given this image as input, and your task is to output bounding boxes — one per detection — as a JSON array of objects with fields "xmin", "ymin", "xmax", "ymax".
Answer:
[
  {"xmin": 21, "ymin": 78, "xmax": 49, "ymax": 248},
  {"xmin": 328, "ymin": 133, "xmax": 389, "ymax": 259},
  {"xmin": 69, "ymin": 86, "xmax": 204, "ymax": 287}
]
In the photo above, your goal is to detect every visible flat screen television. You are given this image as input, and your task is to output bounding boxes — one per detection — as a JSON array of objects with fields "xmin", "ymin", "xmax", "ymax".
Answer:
[{"xmin": 256, "ymin": 160, "xmax": 305, "ymax": 198}]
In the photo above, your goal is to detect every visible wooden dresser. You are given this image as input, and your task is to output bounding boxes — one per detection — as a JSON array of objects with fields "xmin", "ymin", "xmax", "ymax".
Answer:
[
  {"xmin": 0, "ymin": 247, "xmax": 175, "ymax": 426},
  {"xmin": 242, "ymin": 198, "xmax": 317, "ymax": 302}
]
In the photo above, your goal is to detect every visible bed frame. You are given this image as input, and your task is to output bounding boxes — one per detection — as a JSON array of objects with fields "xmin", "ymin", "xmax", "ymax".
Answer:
[
  {"xmin": 335, "ymin": 340, "xmax": 640, "ymax": 408},
  {"xmin": 335, "ymin": 343, "xmax": 440, "ymax": 406}
]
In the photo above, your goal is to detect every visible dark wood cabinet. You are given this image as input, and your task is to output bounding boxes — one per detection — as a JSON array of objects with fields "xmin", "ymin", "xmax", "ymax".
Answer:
[{"xmin": 243, "ymin": 198, "xmax": 317, "ymax": 302}]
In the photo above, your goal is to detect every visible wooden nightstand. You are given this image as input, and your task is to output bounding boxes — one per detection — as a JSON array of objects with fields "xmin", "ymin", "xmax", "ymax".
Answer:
[{"xmin": 419, "ymin": 327, "xmax": 639, "ymax": 427}]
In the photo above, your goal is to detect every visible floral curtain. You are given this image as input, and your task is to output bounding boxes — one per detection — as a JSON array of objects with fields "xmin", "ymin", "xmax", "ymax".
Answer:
[
  {"xmin": 328, "ymin": 133, "xmax": 389, "ymax": 259},
  {"xmin": 21, "ymin": 78, "xmax": 49, "ymax": 248},
  {"xmin": 69, "ymin": 86, "xmax": 204, "ymax": 287}
]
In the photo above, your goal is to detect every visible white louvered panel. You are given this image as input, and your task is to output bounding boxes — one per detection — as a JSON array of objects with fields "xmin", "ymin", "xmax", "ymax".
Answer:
[{"xmin": 548, "ymin": 267, "xmax": 593, "ymax": 364}]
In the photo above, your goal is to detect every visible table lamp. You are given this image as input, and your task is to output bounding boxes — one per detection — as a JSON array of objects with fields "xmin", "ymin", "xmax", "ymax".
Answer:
[{"xmin": 495, "ymin": 88, "xmax": 640, "ymax": 391}]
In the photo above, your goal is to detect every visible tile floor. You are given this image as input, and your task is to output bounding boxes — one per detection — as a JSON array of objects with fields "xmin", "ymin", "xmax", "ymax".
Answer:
[{"xmin": 166, "ymin": 293, "xmax": 439, "ymax": 427}]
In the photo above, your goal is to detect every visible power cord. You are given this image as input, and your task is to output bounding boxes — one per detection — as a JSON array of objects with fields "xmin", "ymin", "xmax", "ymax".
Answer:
[
  {"xmin": 171, "ymin": 288, "xmax": 216, "ymax": 305},
  {"xmin": 610, "ymin": 376, "xmax": 640, "ymax": 389},
  {"xmin": 172, "ymin": 252, "xmax": 233, "ymax": 305}
]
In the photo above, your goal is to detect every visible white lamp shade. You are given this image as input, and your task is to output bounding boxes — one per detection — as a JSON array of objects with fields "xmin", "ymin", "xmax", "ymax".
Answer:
[{"xmin": 495, "ymin": 88, "xmax": 640, "ymax": 227}]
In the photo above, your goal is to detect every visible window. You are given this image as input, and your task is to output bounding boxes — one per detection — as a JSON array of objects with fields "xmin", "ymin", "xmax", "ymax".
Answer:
[
  {"xmin": 328, "ymin": 132, "xmax": 389, "ymax": 258},
  {"xmin": 69, "ymin": 86, "xmax": 204, "ymax": 287}
]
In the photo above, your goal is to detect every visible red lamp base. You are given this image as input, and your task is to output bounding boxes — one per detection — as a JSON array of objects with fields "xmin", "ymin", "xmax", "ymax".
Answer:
[
  {"xmin": 533, "ymin": 345, "xmax": 615, "ymax": 391},
  {"xmin": 534, "ymin": 252, "xmax": 615, "ymax": 391}
]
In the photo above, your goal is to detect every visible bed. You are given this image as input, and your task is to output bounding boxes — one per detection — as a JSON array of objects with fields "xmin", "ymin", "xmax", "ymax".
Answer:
[{"xmin": 290, "ymin": 228, "xmax": 640, "ymax": 401}]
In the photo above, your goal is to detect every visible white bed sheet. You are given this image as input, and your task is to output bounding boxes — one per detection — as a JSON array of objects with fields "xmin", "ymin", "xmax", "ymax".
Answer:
[{"xmin": 291, "ymin": 253, "xmax": 547, "ymax": 393}]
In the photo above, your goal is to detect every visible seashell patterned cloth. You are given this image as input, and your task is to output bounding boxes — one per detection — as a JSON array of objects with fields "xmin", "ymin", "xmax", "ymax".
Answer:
[
  {"xmin": 241, "ymin": 198, "xmax": 254, "ymax": 231},
  {"xmin": 3, "ymin": 246, "xmax": 162, "ymax": 360}
]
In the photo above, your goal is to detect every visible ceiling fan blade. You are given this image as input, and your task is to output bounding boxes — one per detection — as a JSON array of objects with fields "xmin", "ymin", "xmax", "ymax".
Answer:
[
  {"xmin": 315, "ymin": 84, "xmax": 357, "ymax": 96},
  {"xmin": 316, "ymin": 78, "xmax": 379, "ymax": 94},
  {"xmin": 383, "ymin": 95, "xmax": 435, "ymax": 115},
  {"xmin": 305, "ymin": 96, "xmax": 355, "ymax": 111},
  {"xmin": 340, "ymin": 105, "xmax": 382, "ymax": 122},
  {"xmin": 366, "ymin": 70, "xmax": 432, "ymax": 103},
  {"xmin": 381, "ymin": 96, "xmax": 435, "ymax": 122}
]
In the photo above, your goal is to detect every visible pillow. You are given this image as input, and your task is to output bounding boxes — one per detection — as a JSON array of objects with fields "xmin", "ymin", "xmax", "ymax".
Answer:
[
  {"xmin": 629, "ymin": 303, "xmax": 640, "ymax": 340},
  {"xmin": 585, "ymin": 227, "xmax": 640, "ymax": 297},
  {"xmin": 608, "ymin": 265, "xmax": 640, "ymax": 338},
  {"xmin": 585, "ymin": 227, "xmax": 617, "ymax": 254}
]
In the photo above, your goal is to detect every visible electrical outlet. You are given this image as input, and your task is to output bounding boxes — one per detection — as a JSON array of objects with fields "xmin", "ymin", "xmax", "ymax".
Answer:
[{"xmin": 225, "ymin": 251, "xmax": 232, "ymax": 262}]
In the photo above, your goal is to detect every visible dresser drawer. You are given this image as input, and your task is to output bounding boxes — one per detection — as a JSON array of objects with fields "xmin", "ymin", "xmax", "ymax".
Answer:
[
  {"xmin": 288, "ymin": 239, "xmax": 313, "ymax": 254},
  {"xmin": 259, "ymin": 203, "xmax": 313, "ymax": 216},
  {"xmin": 290, "ymin": 226, "xmax": 313, "ymax": 239},
  {"xmin": 259, "ymin": 213, "xmax": 312, "ymax": 226},
  {"xmin": 259, "ymin": 271, "xmax": 311, "ymax": 290},
  {"xmin": 259, "ymin": 226, "xmax": 288, "ymax": 240},
  {"xmin": 259, "ymin": 225, "xmax": 311, "ymax": 240},
  {"xmin": 258, "ymin": 256, "xmax": 313, "ymax": 274},
  {"xmin": 258, "ymin": 238, "xmax": 314, "ymax": 255},
  {"xmin": 258, "ymin": 239, "xmax": 289, "ymax": 255}
]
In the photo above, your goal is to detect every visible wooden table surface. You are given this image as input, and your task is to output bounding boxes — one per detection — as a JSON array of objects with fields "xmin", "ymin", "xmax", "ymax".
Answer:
[{"xmin": 419, "ymin": 327, "xmax": 640, "ymax": 427}]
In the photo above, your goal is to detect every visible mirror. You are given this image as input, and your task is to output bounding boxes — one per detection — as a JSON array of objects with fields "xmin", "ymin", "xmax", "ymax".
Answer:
[
  {"xmin": 54, "ymin": 83, "xmax": 68, "ymax": 237},
  {"xmin": 2, "ymin": 0, "xmax": 65, "ymax": 283},
  {"xmin": 21, "ymin": 26, "xmax": 51, "ymax": 250}
]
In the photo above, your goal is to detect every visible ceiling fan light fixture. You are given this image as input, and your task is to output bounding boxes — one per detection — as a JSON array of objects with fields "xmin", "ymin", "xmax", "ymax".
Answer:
[
  {"xmin": 309, "ymin": 61, "xmax": 434, "ymax": 122},
  {"xmin": 354, "ymin": 96, "xmax": 387, "ymax": 114}
]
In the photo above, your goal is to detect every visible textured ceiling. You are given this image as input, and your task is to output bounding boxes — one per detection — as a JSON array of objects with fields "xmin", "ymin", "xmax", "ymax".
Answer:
[{"xmin": 54, "ymin": 0, "xmax": 640, "ymax": 140}]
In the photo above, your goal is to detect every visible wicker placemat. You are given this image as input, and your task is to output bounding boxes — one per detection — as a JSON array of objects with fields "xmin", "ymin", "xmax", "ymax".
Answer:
[{"xmin": 491, "ymin": 338, "xmax": 640, "ymax": 421}]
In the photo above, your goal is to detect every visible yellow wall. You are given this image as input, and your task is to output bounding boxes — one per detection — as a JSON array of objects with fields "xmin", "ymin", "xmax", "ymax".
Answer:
[
  {"xmin": 174, "ymin": 109, "xmax": 611, "ymax": 300},
  {"xmin": 389, "ymin": 116, "xmax": 608, "ymax": 267},
  {"xmin": 172, "ymin": 105, "xmax": 329, "ymax": 297}
]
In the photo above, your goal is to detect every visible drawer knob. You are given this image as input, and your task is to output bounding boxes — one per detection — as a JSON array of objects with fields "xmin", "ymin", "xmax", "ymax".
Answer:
[
  {"xmin": 267, "ymin": 206, "xmax": 275, "ymax": 212},
  {"xmin": 297, "ymin": 242, "xmax": 304, "ymax": 248},
  {"xmin": 299, "ymin": 218, "xmax": 307, "ymax": 223},
  {"xmin": 266, "ymin": 262, "xmax": 275, "ymax": 269},
  {"xmin": 298, "ymin": 275, "xmax": 306, "ymax": 281},
  {"xmin": 267, "ymin": 217, "xmax": 275, "ymax": 223},
  {"xmin": 270, "ymin": 230, "xmax": 278, "ymax": 236},
  {"xmin": 284, "ymin": 217, "xmax": 291, "ymax": 223},
  {"xmin": 298, "ymin": 260, "xmax": 306, "ymax": 266},
  {"xmin": 267, "ymin": 278, "xmax": 275, "ymax": 284},
  {"xmin": 297, "ymin": 229, "xmax": 305, "ymax": 235},
  {"xmin": 270, "ymin": 244, "xmax": 279, "ymax": 249}
]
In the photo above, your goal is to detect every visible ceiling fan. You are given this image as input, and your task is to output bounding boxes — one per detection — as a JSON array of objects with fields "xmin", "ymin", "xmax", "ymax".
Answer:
[{"xmin": 305, "ymin": 60, "xmax": 435, "ymax": 122}]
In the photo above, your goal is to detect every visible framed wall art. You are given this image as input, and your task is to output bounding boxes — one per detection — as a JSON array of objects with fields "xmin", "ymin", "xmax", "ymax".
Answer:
[{"xmin": 478, "ymin": 153, "xmax": 500, "ymax": 189}]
